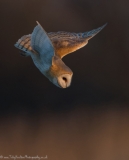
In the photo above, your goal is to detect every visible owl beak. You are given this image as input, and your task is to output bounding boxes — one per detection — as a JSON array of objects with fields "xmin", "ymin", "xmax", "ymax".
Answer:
[
  {"xmin": 55, "ymin": 81, "xmax": 67, "ymax": 88},
  {"xmin": 58, "ymin": 80, "xmax": 67, "ymax": 88}
]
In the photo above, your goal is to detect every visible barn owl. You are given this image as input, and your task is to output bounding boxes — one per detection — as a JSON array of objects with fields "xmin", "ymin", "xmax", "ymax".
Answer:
[{"xmin": 14, "ymin": 22, "xmax": 106, "ymax": 88}]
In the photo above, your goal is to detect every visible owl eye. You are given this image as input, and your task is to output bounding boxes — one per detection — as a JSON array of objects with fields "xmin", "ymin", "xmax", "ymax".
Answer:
[{"xmin": 62, "ymin": 77, "xmax": 67, "ymax": 82}]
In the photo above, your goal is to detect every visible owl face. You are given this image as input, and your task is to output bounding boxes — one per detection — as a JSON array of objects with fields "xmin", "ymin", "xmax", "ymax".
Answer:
[
  {"xmin": 46, "ymin": 56, "xmax": 73, "ymax": 88},
  {"xmin": 57, "ymin": 73, "xmax": 73, "ymax": 88},
  {"xmin": 48, "ymin": 73, "xmax": 73, "ymax": 88}
]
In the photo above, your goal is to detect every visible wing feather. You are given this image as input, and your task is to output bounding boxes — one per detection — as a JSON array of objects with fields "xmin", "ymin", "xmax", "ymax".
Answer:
[
  {"xmin": 31, "ymin": 21, "xmax": 55, "ymax": 65},
  {"xmin": 48, "ymin": 23, "xmax": 107, "ymax": 58},
  {"xmin": 14, "ymin": 23, "xmax": 106, "ymax": 59}
]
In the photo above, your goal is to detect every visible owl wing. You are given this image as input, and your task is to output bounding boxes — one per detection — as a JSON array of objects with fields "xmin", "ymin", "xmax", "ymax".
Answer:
[
  {"xmin": 31, "ymin": 21, "xmax": 55, "ymax": 65},
  {"xmin": 48, "ymin": 23, "xmax": 107, "ymax": 58},
  {"xmin": 14, "ymin": 23, "xmax": 106, "ymax": 59},
  {"xmin": 14, "ymin": 34, "xmax": 33, "ymax": 56}
]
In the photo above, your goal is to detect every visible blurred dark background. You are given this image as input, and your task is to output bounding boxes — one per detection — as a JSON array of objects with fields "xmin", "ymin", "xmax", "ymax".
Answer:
[{"xmin": 0, "ymin": 0, "xmax": 129, "ymax": 159}]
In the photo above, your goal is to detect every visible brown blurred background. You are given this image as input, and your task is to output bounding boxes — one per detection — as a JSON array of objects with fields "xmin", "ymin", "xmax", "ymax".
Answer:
[{"xmin": 0, "ymin": 0, "xmax": 129, "ymax": 159}]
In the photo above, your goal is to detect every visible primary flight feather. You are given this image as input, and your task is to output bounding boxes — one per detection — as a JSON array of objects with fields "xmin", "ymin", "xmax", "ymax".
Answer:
[{"xmin": 14, "ymin": 21, "xmax": 106, "ymax": 88}]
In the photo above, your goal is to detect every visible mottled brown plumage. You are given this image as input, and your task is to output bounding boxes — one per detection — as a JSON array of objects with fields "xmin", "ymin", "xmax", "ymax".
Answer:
[
  {"xmin": 15, "ymin": 24, "xmax": 106, "ymax": 58},
  {"xmin": 48, "ymin": 31, "xmax": 88, "ymax": 58}
]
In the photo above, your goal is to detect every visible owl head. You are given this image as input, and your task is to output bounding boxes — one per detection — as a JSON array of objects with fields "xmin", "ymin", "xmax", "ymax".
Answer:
[{"xmin": 46, "ymin": 56, "xmax": 73, "ymax": 88}]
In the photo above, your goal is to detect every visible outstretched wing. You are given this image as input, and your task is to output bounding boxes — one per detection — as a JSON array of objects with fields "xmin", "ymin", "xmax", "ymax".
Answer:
[
  {"xmin": 48, "ymin": 23, "xmax": 107, "ymax": 58},
  {"xmin": 14, "ymin": 23, "xmax": 106, "ymax": 59},
  {"xmin": 31, "ymin": 21, "xmax": 55, "ymax": 65}
]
